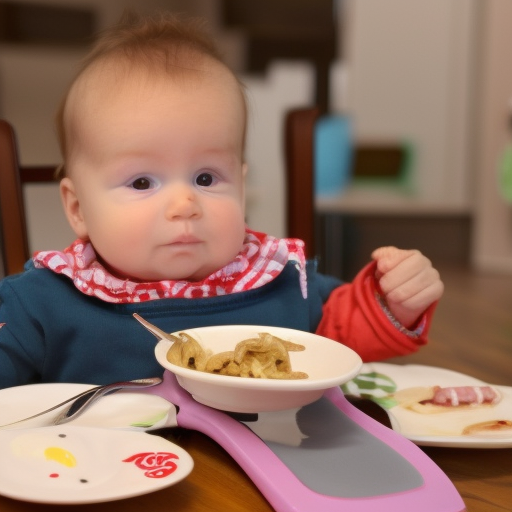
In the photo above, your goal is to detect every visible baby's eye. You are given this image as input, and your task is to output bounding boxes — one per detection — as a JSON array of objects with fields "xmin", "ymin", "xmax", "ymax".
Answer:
[
  {"xmin": 195, "ymin": 172, "xmax": 215, "ymax": 187},
  {"xmin": 129, "ymin": 177, "xmax": 153, "ymax": 190}
]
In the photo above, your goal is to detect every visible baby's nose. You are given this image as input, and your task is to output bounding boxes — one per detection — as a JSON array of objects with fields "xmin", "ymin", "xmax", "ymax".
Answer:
[{"xmin": 165, "ymin": 184, "xmax": 201, "ymax": 220}]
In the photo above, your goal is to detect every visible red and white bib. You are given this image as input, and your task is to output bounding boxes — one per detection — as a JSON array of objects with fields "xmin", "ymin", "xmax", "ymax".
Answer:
[{"xmin": 33, "ymin": 229, "xmax": 307, "ymax": 303}]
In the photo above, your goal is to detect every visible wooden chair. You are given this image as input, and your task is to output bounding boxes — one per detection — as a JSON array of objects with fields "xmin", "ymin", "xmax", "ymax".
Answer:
[
  {"xmin": 0, "ymin": 119, "xmax": 57, "ymax": 276},
  {"xmin": 284, "ymin": 107, "xmax": 320, "ymax": 259}
]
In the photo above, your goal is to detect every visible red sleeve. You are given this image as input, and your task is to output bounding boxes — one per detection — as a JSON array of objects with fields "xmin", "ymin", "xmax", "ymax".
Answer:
[{"xmin": 315, "ymin": 261, "xmax": 437, "ymax": 362}]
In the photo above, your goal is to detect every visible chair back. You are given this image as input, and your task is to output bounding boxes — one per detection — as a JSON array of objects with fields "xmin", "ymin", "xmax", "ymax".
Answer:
[
  {"xmin": 0, "ymin": 119, "xmax": 57, "ymax": 276},
  {"xmin": 284, "ymin": 107, "xmax": 320, "ymax": 259},
  {"xmin": 0, "ymin": 119, "xmax": 30, "ymax": 276}
]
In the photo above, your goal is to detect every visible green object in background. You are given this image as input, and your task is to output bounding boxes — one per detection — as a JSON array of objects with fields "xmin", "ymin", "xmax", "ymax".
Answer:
[{"xmin": 499, "ymin": 144, "xmax": 512, "ymax": 203}]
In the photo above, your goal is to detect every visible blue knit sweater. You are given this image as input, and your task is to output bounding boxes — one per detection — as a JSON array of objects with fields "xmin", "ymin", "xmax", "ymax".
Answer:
[{"xmin": 0, "ymin": 260, "xmax": 340, "ymax": 388}]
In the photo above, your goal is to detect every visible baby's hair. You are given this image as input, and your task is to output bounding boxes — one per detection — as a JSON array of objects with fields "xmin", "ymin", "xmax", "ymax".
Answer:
[
  {"xmin": 55, "ymin": 11, "xmax": 244, "ymax": 178},
  {"xmin": 78, "ymin": 10, "xmax": 223, "ymax": 75}
]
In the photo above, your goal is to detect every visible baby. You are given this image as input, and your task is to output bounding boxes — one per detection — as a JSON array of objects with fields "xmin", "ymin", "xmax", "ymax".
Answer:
[{"xmin": 0, "ymin": 13, "xmax": 443, "ymax": 388}]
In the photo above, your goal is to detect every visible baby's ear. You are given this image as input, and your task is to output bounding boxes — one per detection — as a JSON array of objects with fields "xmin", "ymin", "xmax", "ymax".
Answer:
[{"xmin": 59, "ymin": 177, "xmax": 88, "ymax": 239}]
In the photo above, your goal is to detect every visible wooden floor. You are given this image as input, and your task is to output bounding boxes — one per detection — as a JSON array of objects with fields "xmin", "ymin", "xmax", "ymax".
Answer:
[{"xmin": 386, "ymin": 265, "xmax": 512, "ymax": 386}]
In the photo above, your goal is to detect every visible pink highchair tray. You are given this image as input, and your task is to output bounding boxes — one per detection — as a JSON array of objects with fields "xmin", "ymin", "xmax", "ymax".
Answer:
[{"xmin": 149, "ymin": 371, "xmax": 465, "ymax": 512}]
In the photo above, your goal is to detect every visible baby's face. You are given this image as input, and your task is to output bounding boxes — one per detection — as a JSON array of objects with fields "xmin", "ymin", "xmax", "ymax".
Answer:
[{"xmin": 60, "ymin": 61, "xmax": 247, "ymax": 282}]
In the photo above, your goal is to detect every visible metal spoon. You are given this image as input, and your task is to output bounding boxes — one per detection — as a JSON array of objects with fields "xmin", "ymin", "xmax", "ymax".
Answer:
[
  {"xmin": 133, "ymin": 313, "xmax": 177, "ymax": 342},
  {"xmin": 0, "ymin": 377, "xmax": 162, "ymax": 429}
]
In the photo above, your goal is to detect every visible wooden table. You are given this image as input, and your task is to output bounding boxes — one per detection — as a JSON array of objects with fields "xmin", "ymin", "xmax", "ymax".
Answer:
[
  {"xmin": 1, "ymin": 384, "xmax": 509, "ymax": 512},
  {"xmin": 0, "ymin": 269, "xmax": 510, "ymax": 512}
]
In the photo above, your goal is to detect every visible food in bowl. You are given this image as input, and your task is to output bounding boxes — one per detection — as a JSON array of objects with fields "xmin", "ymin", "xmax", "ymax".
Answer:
[
  {"xmin": 167, "ymin": 331, "xmax": 308, "ymax": 380},
  {"xmin": 134, "ymin": 315, "xmax": 363, "ymax": 413}
]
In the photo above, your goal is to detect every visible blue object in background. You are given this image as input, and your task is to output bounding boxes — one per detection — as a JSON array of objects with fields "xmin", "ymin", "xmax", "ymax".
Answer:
[{"xmin": 314, "ymin": 115, "xmax": 353, "ymax": 195}]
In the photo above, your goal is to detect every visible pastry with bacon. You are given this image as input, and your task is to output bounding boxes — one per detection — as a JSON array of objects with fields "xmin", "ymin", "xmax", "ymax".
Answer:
[{"xmin": 393, "ymin": 385, "xmax": 501, "ymax": 413}]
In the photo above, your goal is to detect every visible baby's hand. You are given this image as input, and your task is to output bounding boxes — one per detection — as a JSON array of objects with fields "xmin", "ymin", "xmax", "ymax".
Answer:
[{"xmin": 371, "ymin": 246, "xmax": 444, "ymax": 329}]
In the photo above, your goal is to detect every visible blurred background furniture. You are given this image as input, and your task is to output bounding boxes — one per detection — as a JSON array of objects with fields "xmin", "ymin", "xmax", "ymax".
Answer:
[
  {"xmin": 0, "ymin": 119, "xmax": 56, "ymax": 277},
  {"xmin": 0, "ymin": 118, "xmax": 29, "ymax": 276},
  {"xmin": 284, "ymin": 107, "xmax": 319, "ymax": 259}
]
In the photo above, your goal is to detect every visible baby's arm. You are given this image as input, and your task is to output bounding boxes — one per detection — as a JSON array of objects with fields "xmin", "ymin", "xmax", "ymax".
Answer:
[{"xmin": 371, "ymin": 246, "xmax": 444, "ymax": 329}]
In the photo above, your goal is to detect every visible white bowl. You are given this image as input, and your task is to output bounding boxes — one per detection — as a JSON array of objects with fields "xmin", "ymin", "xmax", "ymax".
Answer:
[{"xmin": 154, "ymin": 325, "xmax": 362, "ymax": 413}]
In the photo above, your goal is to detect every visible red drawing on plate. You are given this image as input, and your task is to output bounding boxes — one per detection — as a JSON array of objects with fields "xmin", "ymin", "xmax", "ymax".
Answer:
[{"xmin": 123, "ymin": 451, "xmax": 179, "ymax": 478}]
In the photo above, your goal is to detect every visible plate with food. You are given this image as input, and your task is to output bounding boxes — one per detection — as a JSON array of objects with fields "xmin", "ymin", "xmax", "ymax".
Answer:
[
  {"xmin": 342, "ymin": 363, "xmax": 512, "ymax": 448},
  {"xmin": 135, "ymin": 317, "xmax": 363, "ymax": 413}
]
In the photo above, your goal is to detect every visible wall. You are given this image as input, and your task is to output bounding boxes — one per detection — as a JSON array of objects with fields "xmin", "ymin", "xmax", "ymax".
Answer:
[
  {"xmin": 471, "ymin": 0, "xmax": 512, "ymax": 273},
  {"xmin": 242, "ymin": 62, "xmax": 314, "ymax": 238},
  {"xmin": 334, "ymin": 0, "xmax": 477, "ymax": 213},
  {"xmin": 0, "ymin": 44, "xmax": 83, "ymax": 251}
]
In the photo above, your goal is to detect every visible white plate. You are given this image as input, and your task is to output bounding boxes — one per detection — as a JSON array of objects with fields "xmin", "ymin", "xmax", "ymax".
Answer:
[
  {"xmin": 0, "ymin": 425, "xmax": 193, "ymax": 504},
  {"xmin": 343, "ymin": 363, "xmax": 512, "ymax": 448},
  {"xmin": 0, "ymin": 382, "xmax": 177, "ymax": 431},
  {"xmin": 0, "ymin": 383, "xmax": 192, "ymax": 503}
]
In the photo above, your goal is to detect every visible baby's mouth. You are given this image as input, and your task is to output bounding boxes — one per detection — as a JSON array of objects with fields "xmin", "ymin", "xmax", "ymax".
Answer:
[{"xmin": 169, "ymin": 234, "xmax": 202, "ymax": 245}]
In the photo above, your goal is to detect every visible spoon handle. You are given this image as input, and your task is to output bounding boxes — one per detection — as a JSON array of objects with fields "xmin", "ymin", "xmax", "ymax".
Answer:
[
  {"xmin": 0, "ymin": 377, "xmax": 161, "ymax": 429},
  {"xmin": 53, "ymin": 377, "xmax": 162, "ymax": 425}
]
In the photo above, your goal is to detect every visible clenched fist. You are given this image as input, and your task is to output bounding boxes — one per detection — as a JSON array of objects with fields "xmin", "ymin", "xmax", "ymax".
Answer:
[{"xmin": 371, "ymin": 246, "xmax": 444, "ymax": 328}]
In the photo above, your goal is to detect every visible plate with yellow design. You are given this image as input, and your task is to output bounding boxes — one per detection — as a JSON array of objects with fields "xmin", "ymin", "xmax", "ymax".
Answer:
[{"xmin": 0, "ymin": 425, "xmax": 193, "ymax": 503}]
